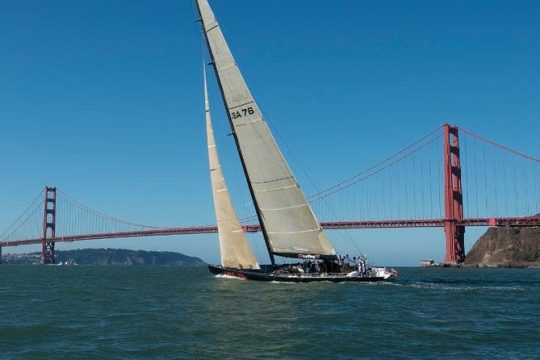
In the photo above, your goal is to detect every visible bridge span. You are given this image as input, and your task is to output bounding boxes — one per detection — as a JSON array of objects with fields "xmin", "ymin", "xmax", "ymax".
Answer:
[{"xmin": 1, "ymin": 124, "xmax": 538, "ymax": 264}]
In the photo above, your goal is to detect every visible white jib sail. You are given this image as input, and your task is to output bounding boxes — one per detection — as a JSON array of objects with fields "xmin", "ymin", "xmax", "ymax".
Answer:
[
  {"xmin": 205, "ymin": 68, "xmax": 260, "ymax": 269},
  {"xmin": 196, "ymin": 0, "xmax": 337, "ymax": 259}
]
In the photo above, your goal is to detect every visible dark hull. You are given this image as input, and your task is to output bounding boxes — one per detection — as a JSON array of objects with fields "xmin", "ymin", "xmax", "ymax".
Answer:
[{"xmin": 208, "ymin": 265, "xmax": 389, "ymax": 283}]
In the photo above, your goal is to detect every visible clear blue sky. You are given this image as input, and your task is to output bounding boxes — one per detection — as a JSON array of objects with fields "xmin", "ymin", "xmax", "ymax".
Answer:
[{"xmin": 1, "ymin": 0, "xmax": 538, "ymax": 265}]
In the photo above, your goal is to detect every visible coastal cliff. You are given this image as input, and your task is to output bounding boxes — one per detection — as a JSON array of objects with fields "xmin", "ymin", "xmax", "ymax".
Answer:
[{"xmin": 465, "ymin": 227, "xmax": 540, "ymax": 268}]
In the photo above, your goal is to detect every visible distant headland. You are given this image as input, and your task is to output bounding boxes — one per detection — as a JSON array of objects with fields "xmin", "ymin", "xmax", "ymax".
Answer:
[
  {"xmin": 1, "ymin": 248, "xmax": 206, "ymax": 266},
  {"xmin": 465, "ymin": 227, "xmax": 540, "ymax": 268}
]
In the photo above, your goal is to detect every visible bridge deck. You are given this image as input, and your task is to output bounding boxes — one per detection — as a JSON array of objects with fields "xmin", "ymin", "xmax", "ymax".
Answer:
[{"xmin": 1, "ymin": 217, "xmax": 538, "ymax": 248}]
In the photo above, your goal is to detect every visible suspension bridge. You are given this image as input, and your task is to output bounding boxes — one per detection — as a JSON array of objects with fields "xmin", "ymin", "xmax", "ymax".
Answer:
[{"xmin": 1, "ymin": 124, "xmax": 538, "ymax": 265}]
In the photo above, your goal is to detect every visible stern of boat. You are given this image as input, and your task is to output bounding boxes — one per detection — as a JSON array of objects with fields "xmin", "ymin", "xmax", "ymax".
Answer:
[{"xmin": 372, "ymin": 267, "xmax": 399, "ymax": 279}]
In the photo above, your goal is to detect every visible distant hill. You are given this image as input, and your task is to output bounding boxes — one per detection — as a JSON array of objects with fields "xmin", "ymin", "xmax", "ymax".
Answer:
[
  {"xmin": 465, "ymin": 227, "xmax": 540, "ymax": 268},
  {"xmin": 1, "ymin": 248, "xmax": 206, "ymax": 266}
]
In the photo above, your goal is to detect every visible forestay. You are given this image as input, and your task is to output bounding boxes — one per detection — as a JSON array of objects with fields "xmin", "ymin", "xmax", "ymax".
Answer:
[{"xmin": 196, "ymin": 0, "xmax": 337, "ymax": 259}]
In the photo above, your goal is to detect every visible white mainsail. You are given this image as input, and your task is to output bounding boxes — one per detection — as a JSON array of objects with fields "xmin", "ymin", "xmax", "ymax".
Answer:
[
  {"xmin": 196, "ymin": 0, "xmax": 337, "ymax": 260},
  {"xmin": 205, "ymin": 68, "xmax": 260, "ymax": 270}
]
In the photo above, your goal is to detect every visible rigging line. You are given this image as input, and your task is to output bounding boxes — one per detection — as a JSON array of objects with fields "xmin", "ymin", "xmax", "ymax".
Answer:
[
  {"xmin": 214, "ymin": 16, "xmax": 314, "ymax": 190},
  {"xmin": 304, "ymin": 176, "xmax": 363, "ymax": 255},
  {"xmin": 250, "ymin": 94, "xmax": 343, "ymax": 233},
  {"xmin": 251, "ymin": 233, "xmax": 263, "ymax": 266},
  {"xmin": 229, "ymin": 133, "xmax": 253, "ymax": 221},
  {"xmin": 205, "ymin": 14, "xmax": 304, "ymax": 194},
  {"xmin": 459, "ymin": 126, "xmax": 540, "ymax": 163},
  {"xmin": 0, "ymin": 189, "xmax": 43, "ymax": 239},
  {"xmin": 199, "ymin": 24, "xmax": 247, "ymax": 225},
  {"xmin": 193, "ymin": 0, "xmax": 209, "ymax": 65},
  {"xmin": 309, "ymin": 125, "xmax": 444, "ymax": 200},
  {"xmin": 255, "ymin": 116, "xmax": 367, "ymax": 254},
  {"xmin": 199, "ymin": 0, "xmax": 367, "ymax": 261},
  {"xmin": 200, "ymin": 15, "xmax": 316, "ymax": 235}
]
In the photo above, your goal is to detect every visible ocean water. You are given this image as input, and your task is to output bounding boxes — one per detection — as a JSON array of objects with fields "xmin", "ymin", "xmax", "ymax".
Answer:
[{"xmin": 1, "ymin": 266, "xmax": 539, "ymax": 359}]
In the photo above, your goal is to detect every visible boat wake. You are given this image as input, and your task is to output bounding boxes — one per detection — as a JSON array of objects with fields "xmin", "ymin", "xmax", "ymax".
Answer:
[
  {"xmin": 359, "ymin": 280, "xmax": 526, "ymax": 291},
  {"xmin": 214, "ymin": 274, "xmax": 246, "ymax": 280},
  {"xmin": 409, "ymin": 282, "xmax": 525, "ymax": 291},
  {"xmin": 269, "ymin": 280, "xmax": 302, "ymax": 285}
]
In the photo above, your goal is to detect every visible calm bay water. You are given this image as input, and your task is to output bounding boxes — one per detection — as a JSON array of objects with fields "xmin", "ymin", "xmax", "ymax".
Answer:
[{"xmin": 1, "ymin": 266, "xmax": 539, "ymax": 359}]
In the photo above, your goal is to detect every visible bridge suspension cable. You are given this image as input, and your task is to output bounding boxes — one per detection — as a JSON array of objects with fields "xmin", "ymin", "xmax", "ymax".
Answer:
[
  {"xmin": 0, "ymin": 190, "xmax": 44, "ymax": 242},
  {"xmin": 458, "ymin": 126, "xmax": 539, "ymax": 219},
  {"xmin": 307, "ymin": 125, "xmax": 445, "ymax": 222},
  {"xmin": 55, "ymin": 190, "xmax": 162, "ymax": 238}
]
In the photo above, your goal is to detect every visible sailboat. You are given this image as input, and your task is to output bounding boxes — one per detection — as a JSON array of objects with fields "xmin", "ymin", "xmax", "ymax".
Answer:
[{"xmin": 198, "ymin": 0, "xmax": 398, "ymax": 282}]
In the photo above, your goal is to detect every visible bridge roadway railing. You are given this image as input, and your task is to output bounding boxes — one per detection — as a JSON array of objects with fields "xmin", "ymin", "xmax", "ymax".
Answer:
[{"xmin": 0, "ymin": 217, "xmax": 538, "ymax": 248}]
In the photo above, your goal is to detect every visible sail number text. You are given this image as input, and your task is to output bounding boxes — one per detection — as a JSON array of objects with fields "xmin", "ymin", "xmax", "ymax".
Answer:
[{"xmin": 231, "ymin": 107, "xmax": 255, "ymax": 119}]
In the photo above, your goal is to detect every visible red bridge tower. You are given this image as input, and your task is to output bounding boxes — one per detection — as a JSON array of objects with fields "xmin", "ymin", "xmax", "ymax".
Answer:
[
  {"xmin": 443, "ymin": 124, "xmax": 465, "ymax": 264},
  {"xmin": 40, "ymin": 187, "xmax": 57, "ymax": 264}
]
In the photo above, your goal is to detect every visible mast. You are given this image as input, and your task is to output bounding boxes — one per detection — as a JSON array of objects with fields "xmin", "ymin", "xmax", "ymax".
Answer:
[
  {"xmin": 196, "ymin": 4, "xmax": 276, "ymax": 266},
  {"xmin": 205, "ymin": 66, "xmax": 260, "ymax": 270},
  {"xmin": 195, "ymin": 0, "xmax": 337, "ymax": 262}
]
